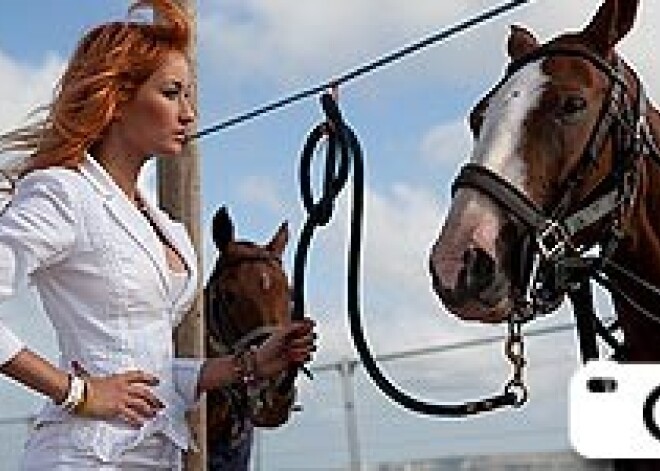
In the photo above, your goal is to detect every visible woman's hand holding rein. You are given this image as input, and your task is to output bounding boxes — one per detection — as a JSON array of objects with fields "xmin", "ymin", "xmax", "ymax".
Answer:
[
  {"xmin": 197, "ymin": 318, "xmax": 317, "ymax": 396},
  {"xmin": 252, "ymin": 318, "xmax": 316, "ymax": 378}
]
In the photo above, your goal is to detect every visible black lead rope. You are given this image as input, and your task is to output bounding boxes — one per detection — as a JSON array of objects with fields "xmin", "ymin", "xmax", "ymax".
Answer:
[{"xmin": 292, "ymin": 93, "xmax": 521, "ymax": 417}]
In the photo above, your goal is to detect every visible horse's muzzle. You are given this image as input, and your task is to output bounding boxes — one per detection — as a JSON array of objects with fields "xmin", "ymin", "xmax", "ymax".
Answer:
[{"xmin": 430, "ymin": 247, "xmax": 510, "ymax": 319}]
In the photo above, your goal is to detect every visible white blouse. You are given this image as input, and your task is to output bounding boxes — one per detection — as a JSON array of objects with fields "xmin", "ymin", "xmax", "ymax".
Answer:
[
  {"xmin": 170, "ymin": 270, "xmax": 189, "ymax": 305},
  {"xmin": 0, "ymin": 155, "xmax": 203, "ymax": 462}
]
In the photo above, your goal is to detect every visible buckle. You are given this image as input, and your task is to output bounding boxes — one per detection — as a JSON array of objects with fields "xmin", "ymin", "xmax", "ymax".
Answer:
[{"xmin": 536, "ymin": 220, "xmax": 570, "ymax": 259}]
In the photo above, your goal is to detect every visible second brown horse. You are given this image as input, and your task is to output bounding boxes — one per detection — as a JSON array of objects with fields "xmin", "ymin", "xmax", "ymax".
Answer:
[{"xmin": 204, "ymin": 206, "xmax": 297, "ymax": 470}]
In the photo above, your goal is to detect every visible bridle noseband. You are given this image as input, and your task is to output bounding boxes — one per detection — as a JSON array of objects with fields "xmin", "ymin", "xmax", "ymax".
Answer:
[{"xmin": 452, "ymin": 46, "xmax": 657, "ymax": 330}]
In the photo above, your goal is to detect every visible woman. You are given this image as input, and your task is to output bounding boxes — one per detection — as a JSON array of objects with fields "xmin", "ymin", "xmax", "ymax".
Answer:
[{"xmin": 0, "ymin": 0, "xmax": 315, "ymax": 469}]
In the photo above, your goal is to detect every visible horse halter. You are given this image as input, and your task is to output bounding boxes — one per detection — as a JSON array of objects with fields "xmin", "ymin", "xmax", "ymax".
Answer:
[
  {"xmin": 207, "ymin": 251, "xmax": 286, "ymax": 356},
  {"xmin": 452, "ymin": 46, "xmax": 656, "ymax": 323}
]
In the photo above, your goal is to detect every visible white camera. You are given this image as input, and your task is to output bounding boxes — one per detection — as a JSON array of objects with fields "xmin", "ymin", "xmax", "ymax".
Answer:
[{"xmin": 570, "ymin": 360, "xmax": 660, "ymax": 458}]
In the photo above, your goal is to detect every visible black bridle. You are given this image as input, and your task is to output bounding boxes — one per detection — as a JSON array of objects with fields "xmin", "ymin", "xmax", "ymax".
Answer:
[{"xmin": 452, "ymin": 46, "xmax": 660, "ymax": 362}]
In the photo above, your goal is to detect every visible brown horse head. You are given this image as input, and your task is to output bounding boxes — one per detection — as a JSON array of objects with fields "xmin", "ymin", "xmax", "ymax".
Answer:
[
  {"xmin": 207, "ymin": 206, "xmax": 290, "ymax": 347},
  {"xmin": 205, "ymin": 206, "xmax": 295, "ymax": 445},
  {"xmin": 429, "ymin": 0, "xmax": 645, "ymax": 323}
]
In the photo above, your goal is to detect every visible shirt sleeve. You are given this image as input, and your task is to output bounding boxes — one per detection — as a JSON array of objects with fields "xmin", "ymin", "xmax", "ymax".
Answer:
[
  {"xmin": 0, "ymin": 169, "xmax": 78, "ymax": 365},
  {"xmin": 173, "ymin": 357, "xmax": 204, "ymax": 409}
]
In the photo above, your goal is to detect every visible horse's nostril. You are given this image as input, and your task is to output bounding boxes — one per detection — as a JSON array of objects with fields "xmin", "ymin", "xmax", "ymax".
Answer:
[
  {"xmin": 466, "ymin": 247, "xmax": 495, "ymax": 280},
  {"xmin": 460, "ymin": 247, "xmax": 496, "ymax": 294},
  {"xmin": 430, "ymin": 248, "xmax": 503, "ymax": 309}
]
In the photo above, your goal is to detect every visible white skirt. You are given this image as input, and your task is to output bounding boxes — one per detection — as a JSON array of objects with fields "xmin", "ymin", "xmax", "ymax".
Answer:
[{"xmin": 20, "ymin": 421, "xmax": 182, "ymax": 470}]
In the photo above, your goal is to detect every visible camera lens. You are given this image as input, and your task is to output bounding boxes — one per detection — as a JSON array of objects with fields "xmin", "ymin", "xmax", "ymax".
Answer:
[{"xmin": 643, "ymin": 384, "xmax": 660, "ymax": 441}]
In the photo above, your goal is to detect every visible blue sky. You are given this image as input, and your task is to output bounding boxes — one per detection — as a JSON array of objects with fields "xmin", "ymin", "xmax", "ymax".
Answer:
[{"xmin": 0, "ymin": 1, "xmax": 659, "ymax": 469}]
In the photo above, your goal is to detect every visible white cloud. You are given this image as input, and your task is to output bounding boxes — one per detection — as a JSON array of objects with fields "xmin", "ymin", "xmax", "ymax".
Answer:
[
  {"xmin": 199, "ymin": 0, "xmax": 519, "ymax": 87},
  {"xmin": 200, "ymin": 0, "xmax": 659, "ymax": 100},
  {"xmin": 237, "ymin": 174, "xmax": 286, "ymax": 212},
  {"xmin": 361, "ymin": 184, "xmax": 442, "ymax": 291},
  {"xmin": 0, "ymin": 51, "xmax": 64, "ymax": 134},
  {"xmin": 318, "ymin": 182, "xmax": 445, "ymax": 292},
  {"xmin": 420, "ymin": 118, "xmax": 472, "ymax": 165}
]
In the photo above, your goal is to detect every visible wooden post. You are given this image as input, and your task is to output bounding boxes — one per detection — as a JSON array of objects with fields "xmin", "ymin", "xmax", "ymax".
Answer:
[{"xmin": 157, "ymin": 1, "xmax": 207, "ymax": 469}]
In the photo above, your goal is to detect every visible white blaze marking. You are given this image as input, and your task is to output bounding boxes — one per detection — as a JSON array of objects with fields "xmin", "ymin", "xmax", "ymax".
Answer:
[
  {"xmin": 472, "ymin": 60, "xmax": 549, "ymax": 193},
  {"xmin": 433, "ymin": 61, "xmax": 550, "ymax": 289},
  {"xmin": 261, "ymin": 271, "xmax": 271, "ymax": 291}
]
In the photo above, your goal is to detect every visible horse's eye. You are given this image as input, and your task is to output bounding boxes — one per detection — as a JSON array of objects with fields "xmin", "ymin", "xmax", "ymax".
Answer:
[{"xmin": 560, "ymin": 95, "xmax": 587, "ymax": 117}]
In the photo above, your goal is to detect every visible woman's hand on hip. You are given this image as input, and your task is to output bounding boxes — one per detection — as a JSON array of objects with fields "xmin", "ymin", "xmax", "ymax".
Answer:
[{"xmin": 73, "ymin": 362, "xmax": 164, "ymax": 427}]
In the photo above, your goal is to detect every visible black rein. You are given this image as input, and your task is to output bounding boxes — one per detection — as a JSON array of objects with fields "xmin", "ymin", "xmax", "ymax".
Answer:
[{"xmin": 293, "ymin": 93, "xmax": 522, "ymax": 417}]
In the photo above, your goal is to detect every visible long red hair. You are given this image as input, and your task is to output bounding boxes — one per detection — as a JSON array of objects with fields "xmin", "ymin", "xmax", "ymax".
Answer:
[{"xmin": 0, "ymin": 0, "xmax": 191, "ymax": 175}]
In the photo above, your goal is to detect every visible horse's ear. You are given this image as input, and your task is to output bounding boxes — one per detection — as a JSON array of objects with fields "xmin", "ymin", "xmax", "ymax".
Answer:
[
  {"xmin": 267, "ymin": 221, "xmax": 289, "ymax": 257},
  {"xmin": 507, "ymin": 25, "xmax": 539, "ymax": 60},
  {"xmin": 582, "ymin": 0, "xmax": 639, "ymax": 54},
  {"xmin": 212, "ymin": 206, "xmax": 235, "ymax": 252}
]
